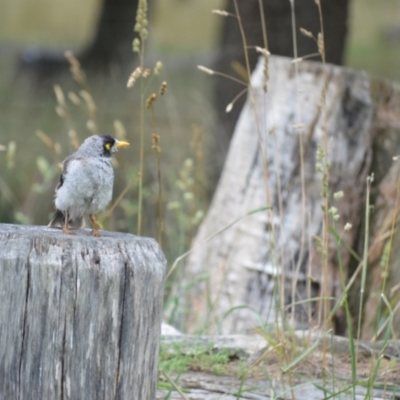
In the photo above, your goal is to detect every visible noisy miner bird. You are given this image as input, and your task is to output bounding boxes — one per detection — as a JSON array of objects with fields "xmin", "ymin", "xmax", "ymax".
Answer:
[{"xmin": 48, "ymin": 134, "xmax": 129, "ymax": 237}]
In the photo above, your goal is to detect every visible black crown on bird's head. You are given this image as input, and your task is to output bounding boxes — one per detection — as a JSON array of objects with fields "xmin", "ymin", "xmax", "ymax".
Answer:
[{"xmin": 78, "ymin": 135, "xmax": 130, "ymax": 158}]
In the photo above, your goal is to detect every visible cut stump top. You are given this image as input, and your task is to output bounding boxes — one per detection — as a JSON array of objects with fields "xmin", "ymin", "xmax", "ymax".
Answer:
[
  {"xmin": 0, "ymin": 223, "xmax": 161, "ymax": 246},
  {"xmin": 0, "ymin": 223, "xmax": 167, "ymax": 270}
]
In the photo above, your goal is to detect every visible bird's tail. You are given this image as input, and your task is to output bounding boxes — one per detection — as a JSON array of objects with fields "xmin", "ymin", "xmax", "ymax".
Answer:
[{"xmin": 48, "ymin": 210, "xmax": 84, "ymax": 229}]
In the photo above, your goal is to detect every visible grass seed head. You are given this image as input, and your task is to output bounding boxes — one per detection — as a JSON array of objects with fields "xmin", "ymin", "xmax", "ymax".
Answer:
[
  {"xmin": 36, "ymin": 130, "xmax": 54, "ymax": 150},
  {"xmin": 132, "ymin": 38, "xmax": 141, "ymax": 53},
  {"xmin": 53, "ymin": 85, "xmax": 66, "ymax": 107},
  {"xmin": 256, "ymin": 46, "xmax": 270, "ymax": 92},
  {"xmin": 344, "ymin": 223, "xmax": 352, "ymax": 231},
  {"xmin": 212, "ymin": 9, "xmax": 229, "ymax": 17},
  {"xmin": 159, "ymin": 81, "xmax": 167, "ymax": 96},
  {"xmin": 146, "ymin": 93, "xmax": 157, "ymax": 109},
  {"xmin": 68, "ymin": 129, "xmax": 80, "ymax": 149},
  {"xmin": 127, "ymin": 66, "xmax": 143, "ymax": 88},
  {"xmin": 197, "ymin": 65, "xmax": 215, "ymax": 75},
  {"xmin": 142, "ymin": 68, "xmax": 151, "ymax": 78},
  {"xmin": 134, "ymin": 0, "xmax": 149, "ymax": 41},
  {"xmin": 225, "ymin": 102, "xmax": 233, "ymax": 113},
  {"xmin": 152, "ymin": 134, "xmax": 161, "ymax": 154},
  {"xmin": 68, "ymin": 91, "xmax": 81, "ymax": 105},
  {"xmin": 300, "ymin": 28, "xmax": 314, "ymax": 40},
  {"xmin": 317, "ymin": 32, "xmax": 325, "ymax": 56},
  {"xmin": 333, "ymin": 191, "xmax": 344, "ymax": 200},
  {"xmin": 79, "ymin": 90, "xmax": 96, "ymax": 114},
  {"xmin": 154, "ymin": 61, "xmax": 163, "ymax": 75},
  {"xmin": 86, "ymin": 119, "xmax": 96, "ymax": 133},
  {"xmin": 55, "ymin": 106, "xmax": 66, "ymax": 118},
  {"xmin": 64, "ymin": 50, "xmax": 86, "ymax": 86}
]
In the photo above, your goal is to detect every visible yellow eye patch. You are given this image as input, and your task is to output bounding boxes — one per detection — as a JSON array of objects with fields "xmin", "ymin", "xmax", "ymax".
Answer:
[{"xmin": 104, "ymin": 143, "xmax": 112, "ymax": 151}]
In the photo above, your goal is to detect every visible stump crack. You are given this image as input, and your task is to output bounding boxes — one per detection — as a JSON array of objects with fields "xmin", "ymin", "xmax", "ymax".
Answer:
[
  {"xmin": 59, "ymin": 255, "xmax": 67, "ymax": 400},
  {"xmin": 114, "ymin": 260, "xmax": 128, "ymax": 400},
  {"xmin": 18, "ymin": 246, "xmax": 32, "ymax": 400},
  {"xmin": 241, "ymin": 149, "xmax": 259, "ymax": 197},
  {"xmin": 60, "ymin": 314, "xmax": 67, "ymax": 400}
]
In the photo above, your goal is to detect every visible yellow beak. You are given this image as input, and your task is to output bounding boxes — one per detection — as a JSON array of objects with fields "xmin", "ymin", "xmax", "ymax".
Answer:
[{"xmin": 115, "ymin": 140, "xmax": 130, "ymax": 149}]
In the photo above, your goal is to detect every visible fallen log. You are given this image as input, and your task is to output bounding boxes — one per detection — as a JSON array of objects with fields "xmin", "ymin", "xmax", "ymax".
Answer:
[
  {"xmin": 157, "ymin": 330, "xmax": 400, "ymax": 399},
  {"xmin": 0, "ymin": 224, "xmax": 166, "ymax": 400}
]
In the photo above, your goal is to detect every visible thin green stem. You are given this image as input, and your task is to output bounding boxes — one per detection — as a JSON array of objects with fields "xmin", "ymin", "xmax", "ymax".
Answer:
[
  {"xmin": 136, "ymin": 0, "xmax": 147, "ymax": 235},
  {"xmin": 372, "ymin": 179, "xmax": 400, "ymax": 341},
  {"xmin": 232, "ymin": 0, "xmax": 281, "ymax": 343},
  {"xmin": 137, "ymin": 77, "xmax": 145, "ymax": 235},
  {"xmin": 357, "ymin": 175, "xmax": 373, "ymax": 349},
  {"xmin": 335, "ymin": 225, "xmax": 357, "ymax": 398}
]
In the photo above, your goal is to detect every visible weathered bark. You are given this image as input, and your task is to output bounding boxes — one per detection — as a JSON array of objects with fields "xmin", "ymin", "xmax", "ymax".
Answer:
[
  {"xmin": 0, "ymin": 224, "xmax": 166, "ymax": 400},
  {"xmin": 214, "ymin": 0, "xmax": 350, "ymax": 143},
  {"xmin": 186, "ymin": 55, "xmax": 376, "ymax": 335},
  {"xmin": 356, "ymin": 80, "xmax": 400, "ymax": 339}
]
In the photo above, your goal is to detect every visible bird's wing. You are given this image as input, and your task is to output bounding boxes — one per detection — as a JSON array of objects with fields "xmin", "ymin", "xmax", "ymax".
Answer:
[
  {"xmin": 56, "ymin": 156, "xmax": 70, "ymax": 191},
  {"xmin": 55, "ymin": 155, "xmax": 84, "ymax": 191}
]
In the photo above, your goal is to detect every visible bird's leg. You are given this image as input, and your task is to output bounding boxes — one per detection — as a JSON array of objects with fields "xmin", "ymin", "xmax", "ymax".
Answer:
[
  {"xmin": 62, "ymin": 211, "xmax": 75, "ymax": 235},
  {"xmin": 89, "ymin": 215, "xmax": 101, "ymax": 237},
  {"xmin": 89, "ymin": 215, "xmax": 103, "ymax": 230}
]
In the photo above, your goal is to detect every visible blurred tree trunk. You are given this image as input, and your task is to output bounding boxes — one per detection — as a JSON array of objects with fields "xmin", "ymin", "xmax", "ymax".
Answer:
[
  {"xmin": 214, "ymin": 0, "xmax": 350, "ymax": 144},
  {"xmin": 79, "ymin": 0, "xmax": 141, "ymax": 71},
  {"xmin": 18, "ymin": 0, "xmax": 147, "ymax": 80}
]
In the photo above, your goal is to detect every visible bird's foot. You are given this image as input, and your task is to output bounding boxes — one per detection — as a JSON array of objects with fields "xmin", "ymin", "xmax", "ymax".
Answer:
[
  {"xmin": 91, "ymin": 229, "xmax": 101, "ymax": 237},
  {"xmin": 62, "ymin": 226, "xmax": 75, "ymax": 235}
]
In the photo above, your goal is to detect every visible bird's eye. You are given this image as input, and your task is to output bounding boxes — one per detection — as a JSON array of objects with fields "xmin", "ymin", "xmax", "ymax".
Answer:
[{"xmin": 104, "ymin": 143, "xmax": 112, "ymax": 151}]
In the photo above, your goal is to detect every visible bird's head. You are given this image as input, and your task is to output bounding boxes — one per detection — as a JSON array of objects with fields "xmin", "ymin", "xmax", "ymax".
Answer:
[{"xmin": 79, "ymin": 135, "xmax": 130, "ymax": 158}]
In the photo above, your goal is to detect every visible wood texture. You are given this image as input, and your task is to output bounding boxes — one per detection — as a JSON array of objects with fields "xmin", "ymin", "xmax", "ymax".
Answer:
[
  {"xmin": 0, "ymin": 223, "xmax": 166, "ymax": 400},
  {"xmin": 156, "ymin": 371, "xmax": 395, "ymax": 400},
  {"xmin": 186, "ymin": 55, "xmax": 375, "ymax": 334}
]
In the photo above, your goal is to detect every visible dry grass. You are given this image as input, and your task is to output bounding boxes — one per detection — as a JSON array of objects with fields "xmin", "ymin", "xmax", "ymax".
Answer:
[
  {"xmin": 1, "ymin": 2, "xmax": 400, "ymax": 399},
  {"xmin": 158, "ymin": 333, "xmax": 400, "ymax": 397}
]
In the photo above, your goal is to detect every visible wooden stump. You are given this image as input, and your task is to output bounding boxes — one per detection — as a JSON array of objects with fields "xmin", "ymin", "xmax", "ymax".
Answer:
[
  {"xmin": 0, "ymin": 224, "xmax": 166, "ymax": 400},
  {"xmin": 185, "ymin": 55, "xmax": 400, "ymax": 336}
]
